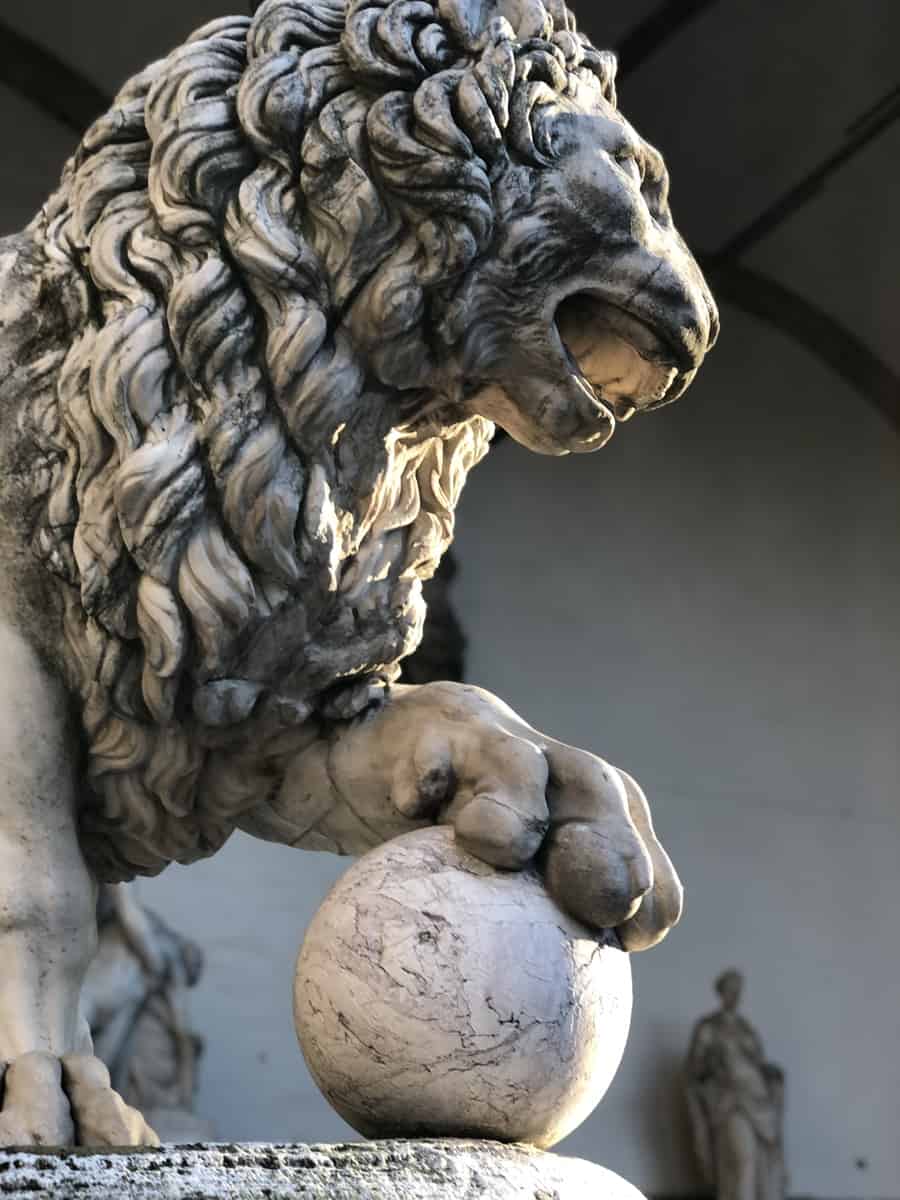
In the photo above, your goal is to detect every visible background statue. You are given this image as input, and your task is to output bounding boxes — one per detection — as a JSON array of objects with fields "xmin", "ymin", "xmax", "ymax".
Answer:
[
  {"xmin": 80, "ymin": 885, "xmax": 214, "ymax": 1144},
  {"xmin": 0, "ymin": 0, "xmax": 716, "ymax": 1145},
  {"xmin": 686, "ymin": 970, "xmax": 786, "ymax": 1200}
]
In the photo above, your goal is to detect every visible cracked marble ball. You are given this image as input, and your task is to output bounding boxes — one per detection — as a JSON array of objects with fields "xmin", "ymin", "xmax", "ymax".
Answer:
[{"xmin": 294, "ymin": 826, "xmax": 632, "ymax": 1149}]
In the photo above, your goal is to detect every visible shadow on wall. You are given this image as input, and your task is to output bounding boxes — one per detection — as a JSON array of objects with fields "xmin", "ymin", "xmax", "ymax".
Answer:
[
  {"xmin": 401, "ymin": 553, "xmax": 467, "ymax": 685},
  {"xmin": 637, "ymin": 1048, "xmax": 697, "ymax": 1196}
]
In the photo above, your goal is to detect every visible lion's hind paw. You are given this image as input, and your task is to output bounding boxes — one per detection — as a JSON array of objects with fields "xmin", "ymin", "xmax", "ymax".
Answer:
[{"xmin": 0, "ymin": 1052, "xmax": 159, "ymax": 1148}]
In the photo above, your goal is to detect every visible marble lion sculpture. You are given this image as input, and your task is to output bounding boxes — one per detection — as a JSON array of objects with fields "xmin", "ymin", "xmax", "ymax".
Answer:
[{"xmin": 0, "ymin": 0, "xmax": 717, "ymax": 1145}]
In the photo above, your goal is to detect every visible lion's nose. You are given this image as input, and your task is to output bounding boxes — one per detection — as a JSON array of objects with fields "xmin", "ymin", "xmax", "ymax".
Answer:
[
  {"xmin": 638, "ymin": 229, "xmax": 719, "ymax": 370},
  {"xmin": 653, "ymin": 265, "xmax": 718, "ymax": 371}
]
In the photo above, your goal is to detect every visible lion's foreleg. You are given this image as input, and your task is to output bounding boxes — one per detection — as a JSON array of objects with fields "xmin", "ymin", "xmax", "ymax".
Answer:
[
  {"xmin": 0, "ymin": 622, "xmax": 159, "ymax": 1146},
  {"xmin": 0, "ymin": 622, "xmax": 97, "ymax": 1063},
  {"xmin": 236, "ymin": 718, "xmax": 419, "ymax": 855}
]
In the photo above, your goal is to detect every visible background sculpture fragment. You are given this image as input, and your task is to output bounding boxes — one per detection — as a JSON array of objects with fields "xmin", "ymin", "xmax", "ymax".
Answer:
[
  {"xmin": 81, "ymin": 885, "xmax": 214, "ymax": 1143},
  {"xmin": 686, "ymin": 970, "xmax": 786, "ymax": 1200},
  {"xmin": 0, "ymin": 0, "xmax": 715, "ymax": 1151}
]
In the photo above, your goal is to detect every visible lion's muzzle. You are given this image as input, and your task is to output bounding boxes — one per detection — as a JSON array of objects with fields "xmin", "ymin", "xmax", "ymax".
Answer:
[{"xmin": 470, "ymin": 240, "xmax": 718, "ymax": 457}]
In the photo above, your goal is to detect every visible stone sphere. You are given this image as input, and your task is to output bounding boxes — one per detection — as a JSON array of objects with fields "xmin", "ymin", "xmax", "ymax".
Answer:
[{"xmin": 294, "ymin": 827, "xmax": 632, "ymax": 1149}]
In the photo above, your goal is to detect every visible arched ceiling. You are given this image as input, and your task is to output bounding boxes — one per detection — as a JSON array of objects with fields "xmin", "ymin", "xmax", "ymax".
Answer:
[
  {"xmin": 578, "ymin": 0, "xmax": 900, "ymax": 420},
  {"xmin": 1, "ymin": 0, "xmax": 897, "ymax": 423}
]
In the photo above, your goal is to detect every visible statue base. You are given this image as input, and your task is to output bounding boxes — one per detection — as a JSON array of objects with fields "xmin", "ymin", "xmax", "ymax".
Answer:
[{"xmin": 0, "ymin": 1141, "xmax": 646, "ymax": 1198}]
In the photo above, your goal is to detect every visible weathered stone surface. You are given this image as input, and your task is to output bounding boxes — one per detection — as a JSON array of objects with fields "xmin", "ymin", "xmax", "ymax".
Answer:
[{"xmin": 0, "ymin": 1141, "xmax": 646, "ymax": 1199}]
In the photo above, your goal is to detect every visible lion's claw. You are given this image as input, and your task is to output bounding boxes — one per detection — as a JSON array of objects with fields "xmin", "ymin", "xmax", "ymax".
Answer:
[
  {"xmin": 454, "ymin": 792, "xmax": 548, "ymax": 869},
  {"xmin": 0, "ymin": 1053, "xmax": 74, "ymax": 1146},
  {"xmin": 540, "ymin": 759, "xmax": 682, "ymax": 949},
  {"xmin": 62, "ymin": 1056, "xmax": 159, "ymax": 1148},
  {"xmin": 0, "ymin": 1053, "xmax": 158, "ymax": 1148},
  {"xmin": 542, "ymin": 819, "xmax": 651, "ymax": 931},
  {"xmin": 613, "ymin": 770, "xmax": 684, "ymax": 951}
]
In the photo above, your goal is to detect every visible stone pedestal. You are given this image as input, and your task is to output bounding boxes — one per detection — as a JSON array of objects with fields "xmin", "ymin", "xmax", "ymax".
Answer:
[{"xmin": 0, "ymin": 1141, "xmax": 646, "ymax": 1198}]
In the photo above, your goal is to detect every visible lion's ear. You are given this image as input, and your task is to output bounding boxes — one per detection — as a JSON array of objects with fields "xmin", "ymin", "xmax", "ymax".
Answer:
[{"xmin": 438, "ymin": 0, "xmax": 553, "ymax": 46}]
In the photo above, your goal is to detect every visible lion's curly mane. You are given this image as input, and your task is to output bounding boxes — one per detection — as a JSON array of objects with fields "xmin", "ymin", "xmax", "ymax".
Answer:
[{"xmin": 12, "ymin": 0, "xmax": 617, "ymax": 879}]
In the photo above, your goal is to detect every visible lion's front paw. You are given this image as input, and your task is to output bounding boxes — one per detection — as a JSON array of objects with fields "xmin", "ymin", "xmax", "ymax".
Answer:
[
  {"xmin": 289, "ymin": 681, "xmax": 683, "ymax": 951},
  {"xmin": 0, "ymin": 1053, "xmax": 159, "ymax": 1148},
  {"xmin": 328, "ymin": 682, "xmax": 683, "ymax": 951}
]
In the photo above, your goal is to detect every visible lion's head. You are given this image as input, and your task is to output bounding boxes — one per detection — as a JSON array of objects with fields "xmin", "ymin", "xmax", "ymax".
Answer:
[
  {"xmin": 18, "ymin": 0, "xmax": 716, "ymax": 878},
  {"xmin": 339, "ymin": 0, "xmax": 718, "ymax": 455}
]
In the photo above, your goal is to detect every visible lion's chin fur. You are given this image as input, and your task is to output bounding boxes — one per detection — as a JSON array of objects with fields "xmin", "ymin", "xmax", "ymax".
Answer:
[{"xmin": 68, "ymin": 409, "xmax": 492, "ymax": 883}]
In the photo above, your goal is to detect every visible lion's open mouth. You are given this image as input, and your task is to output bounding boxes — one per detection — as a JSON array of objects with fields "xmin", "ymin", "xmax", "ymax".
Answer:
[
  {"xmin": 465, "ymin": 288, "xmax": 703, "ymax": 456},
  {"xmin": 554, "ymin": 293, "xmax": 688, "ymax": 422}
]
